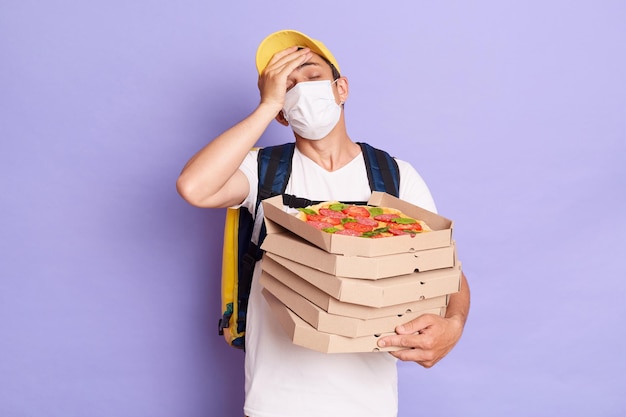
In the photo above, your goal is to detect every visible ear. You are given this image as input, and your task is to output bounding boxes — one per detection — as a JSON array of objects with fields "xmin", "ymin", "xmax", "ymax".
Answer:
[
  {"xmin": 335, "ymin": 76, "xmax": 349, "ymax": 105},
  {"xmin": 275, "ymin": 110, "xmax": 289, "ymax": 126}
]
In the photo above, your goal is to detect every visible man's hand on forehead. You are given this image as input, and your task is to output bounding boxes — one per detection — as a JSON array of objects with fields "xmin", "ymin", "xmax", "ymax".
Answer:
[{"xmin": 257, "ymin": 46, "xmax": 312, "ymax": 111}]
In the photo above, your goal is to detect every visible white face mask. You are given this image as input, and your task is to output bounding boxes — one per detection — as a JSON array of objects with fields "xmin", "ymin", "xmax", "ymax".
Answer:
[{"xmin": 282, "ymin": 80, "xmax": 342, "ymax": 140}]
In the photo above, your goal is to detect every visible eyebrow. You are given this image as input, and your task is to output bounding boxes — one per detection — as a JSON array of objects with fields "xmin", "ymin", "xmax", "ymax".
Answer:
[{"xmin": 298, "ymin": 61, "xmax": 322, "ymax": 70}]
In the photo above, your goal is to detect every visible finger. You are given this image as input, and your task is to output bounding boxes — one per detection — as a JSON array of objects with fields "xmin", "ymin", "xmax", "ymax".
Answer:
[
  {"xmin": 388, "ymin": 348, "xmax": 439, "ymax": 368},
  {"xmin": 264, "ymin": 47, "xmax": 311, "ymax": 75},
  {"xmin": 266, "ymin": 46, "xmax": 310, "ymax": 68},
  {"xmin": 268, "ymin": 46, "xmax": 302, "ymax": 63},
  {"xmin": 394, "ymin": 313, "xmax": 437, "ymax": 335},
  {"xmin": 377, "ymin": 333, "xmax": 422, "ymax": 350}
]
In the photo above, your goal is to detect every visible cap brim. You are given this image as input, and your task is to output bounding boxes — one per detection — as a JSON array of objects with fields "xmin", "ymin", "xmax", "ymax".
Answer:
[{"xmin": 255, "ymin": 29, "xmax": 340, "ymax": 75}]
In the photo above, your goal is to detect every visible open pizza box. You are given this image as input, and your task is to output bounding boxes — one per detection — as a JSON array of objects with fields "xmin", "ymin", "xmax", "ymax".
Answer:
[
  {"xmin": 261, "ymin": 191, "xmax": 454, "ymax": 257},
  {"xmin": 263, "ymin": 289, "xmax": 403, "ymax": 353},
  {"xmin": 261, "ymin": 232, "xmax": 456, "ymax": 279},
  {"xmin": 262, "ymin": 253, "xmax": 456, "ymax": 316},
  {"xmin": 260, "ymin": 271, "xmax": 446, "ymax": 334}
]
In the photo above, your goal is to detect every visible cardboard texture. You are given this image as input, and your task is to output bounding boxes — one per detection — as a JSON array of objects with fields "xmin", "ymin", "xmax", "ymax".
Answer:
[
  {"xmin": 263, "ymin": 290, "xmax": 403, "ymax": 353},
  {"xmin": 262, "ymin": 254, "xmax": 453, "ymax": 317},
  {"xmin": 261, "ymin": 232, "xmax": 456, "ymax": 278},
  {"xmin": 261, "ymin": 271, "xmax": 445, "ymax": 337},
  {"xmin": 262, "ymin": 192, "xmax": 453, "ymax": 257}
]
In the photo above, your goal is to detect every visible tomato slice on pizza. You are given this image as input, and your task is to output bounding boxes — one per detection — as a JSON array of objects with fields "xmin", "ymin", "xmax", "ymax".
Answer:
[
  {"xmin": 296, "ymin": 201, "xmax": 431, "ymax": 238},
  {"xmin": 341, "ymin": 205, "xmax": 370, "ymax": 218}
]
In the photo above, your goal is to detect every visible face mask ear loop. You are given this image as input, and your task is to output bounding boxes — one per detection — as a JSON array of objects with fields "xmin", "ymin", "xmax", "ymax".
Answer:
[{"xmin": 332, "ymin": 79, "xmax": 344, "ymax": 106}]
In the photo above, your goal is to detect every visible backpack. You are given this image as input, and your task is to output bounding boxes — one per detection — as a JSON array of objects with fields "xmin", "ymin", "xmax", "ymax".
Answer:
[{"xmin": 218, "ymin": 142, "xmax": 401, "ymax": 349}]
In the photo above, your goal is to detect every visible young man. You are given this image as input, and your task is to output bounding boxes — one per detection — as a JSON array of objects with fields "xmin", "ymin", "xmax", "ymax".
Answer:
[{"xmin": 177, "ymin": 29, "xmax": 470, "ymax": 417}]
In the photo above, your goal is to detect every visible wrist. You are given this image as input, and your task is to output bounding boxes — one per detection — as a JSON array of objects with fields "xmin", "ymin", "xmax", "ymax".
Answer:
[
  {"xmin": 445, "ymin": 313, "xmax": 466, "ymax": 333},
  {"xmin": 257, "ymin": 100, "xmax": 283, "ymax": 117}
]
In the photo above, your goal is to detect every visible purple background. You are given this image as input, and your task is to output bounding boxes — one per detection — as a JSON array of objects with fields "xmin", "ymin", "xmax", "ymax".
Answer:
[{"xmin": 1, "ymin": 1, "xmax": 625, "ymax": 416}]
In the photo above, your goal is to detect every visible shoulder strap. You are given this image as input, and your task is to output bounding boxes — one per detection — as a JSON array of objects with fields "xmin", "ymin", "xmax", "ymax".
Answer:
[
  {"xmin": 358, "ymin": 142, "xmax": 400, "ymax": 197},
  {"xmin": 257, "ymin": 143, "xmax": 296, "ymax": 203},
  {"xmin": 253, "ymin": 143, "xmax": 296, "ymax": 249}
]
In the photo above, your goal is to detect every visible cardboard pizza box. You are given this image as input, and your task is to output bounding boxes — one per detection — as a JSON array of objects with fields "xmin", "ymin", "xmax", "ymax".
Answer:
[
  {"xmin": 261, "ymin": 232, "xmax": 456, "ymax": 279},
  {"xmin": 262, "ymin": 253, "xmax": 453, "ymax": 317},
  {"xmin": 262, "ymin": 191, "xmax": 453, "ymax": 257},
  {"xmin": 261, "ymin": 271, "xmax": 445, "ymax": 335},
  {"xmin": 263, "ymin": 289, "xmax": 403, "ymax": 353}
]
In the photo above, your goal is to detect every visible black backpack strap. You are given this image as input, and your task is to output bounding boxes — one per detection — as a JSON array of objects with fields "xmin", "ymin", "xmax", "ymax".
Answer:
[
  {"xmin": 255, "ymin": 142, "xmax": 296, "ymax": 250},
  {"xmin": 258, "ymin": 143, "xmax": 296, "ymax": 202},
  {"xmin": 358, "ymin": 142, "xmax": 400, "ymax": 197},
  {"xmin": 282, "ymin": 194, "xmax": 315, "ymax": 209},
  {"xmin": 282, "ymin": 194, "xmax": 368, "ymax": 208}
]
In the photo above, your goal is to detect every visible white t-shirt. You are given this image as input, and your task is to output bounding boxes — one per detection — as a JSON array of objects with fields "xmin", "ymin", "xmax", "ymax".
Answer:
[{"xmin": 236, "ymin": 146, "xmax": 436, "ymax": 417}]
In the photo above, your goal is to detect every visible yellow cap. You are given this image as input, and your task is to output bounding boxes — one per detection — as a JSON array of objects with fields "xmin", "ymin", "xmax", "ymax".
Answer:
[{"xmin": 255, "ymin": 29, "xmax": 341, "ymax": 75}]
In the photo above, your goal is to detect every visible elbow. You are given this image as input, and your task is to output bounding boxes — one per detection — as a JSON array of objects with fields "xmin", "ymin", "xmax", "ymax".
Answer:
[{"xmin": 176, "ymin": 175, "xmax": 207, "ymax": 207}]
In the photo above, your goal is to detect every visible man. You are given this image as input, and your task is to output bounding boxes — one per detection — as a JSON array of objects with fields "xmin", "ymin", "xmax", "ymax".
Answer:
[{"xmin": 177, "ymin": 29, "xmax": 470, "ymax": 417}]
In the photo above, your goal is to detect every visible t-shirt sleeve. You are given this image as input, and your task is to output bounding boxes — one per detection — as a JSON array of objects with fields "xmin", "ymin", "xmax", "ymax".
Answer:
[
  {"xmin": 396, "ymin": 159, "xmax": 438, "ymax": 214},
  {"xmin": 231, "ymin": 149, "xmax": 259, "ymax": 213}
]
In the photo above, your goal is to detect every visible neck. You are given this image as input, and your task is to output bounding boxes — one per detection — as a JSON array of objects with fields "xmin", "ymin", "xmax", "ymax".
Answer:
[{"xmin": 294, "ymin": 131, "xmax": 360, "ymax": 172}]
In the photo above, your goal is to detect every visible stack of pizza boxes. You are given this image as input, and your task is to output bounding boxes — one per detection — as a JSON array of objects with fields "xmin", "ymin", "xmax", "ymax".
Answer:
[{"xmin": 259, "ymin": 191, "xmax": 461, "ymax": 353}]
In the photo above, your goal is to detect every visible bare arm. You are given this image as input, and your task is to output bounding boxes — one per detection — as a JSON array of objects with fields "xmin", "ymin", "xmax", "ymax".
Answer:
[
  {"xmin": 176, "ymin": 104, "xmax": 281, "ymax": 208},
  {"xmin": 377, "ymin": 272, "xmax": 470, "ymax": 368},
  {"xmin": 176, "ymin": 47, "xmax": 312, "ymax": 208}
]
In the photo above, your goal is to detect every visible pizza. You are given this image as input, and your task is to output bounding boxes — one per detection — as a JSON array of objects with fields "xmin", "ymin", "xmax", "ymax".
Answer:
[{"xmin": 295, "ymin": 201, "xmax": 431, "ymax": 238}]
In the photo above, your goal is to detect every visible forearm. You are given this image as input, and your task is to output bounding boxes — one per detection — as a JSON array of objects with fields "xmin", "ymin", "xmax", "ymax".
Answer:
[
  {"xmin": 445, "ymin": 271, "xmax": 470, "ymax": 327},
  {"xmin": 176, "ymin": 102, "xmax": 279, "ymax": 207}
]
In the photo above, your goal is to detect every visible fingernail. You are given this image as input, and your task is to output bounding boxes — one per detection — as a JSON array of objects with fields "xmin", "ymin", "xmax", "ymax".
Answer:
[
  {"xmin": 377, "ymin": 340, "xmax": 386, "ymax": 347},
  {"xmin": 396, "ymin": 325, "xmax": 405, "ymax": 333}
]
